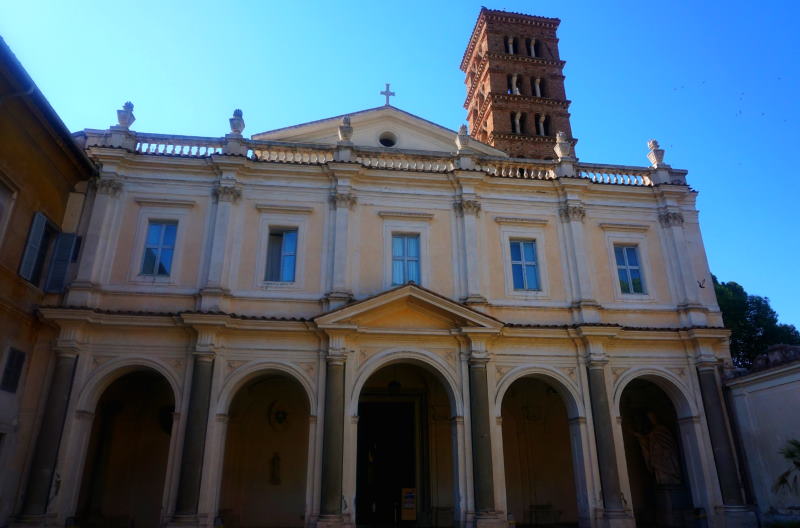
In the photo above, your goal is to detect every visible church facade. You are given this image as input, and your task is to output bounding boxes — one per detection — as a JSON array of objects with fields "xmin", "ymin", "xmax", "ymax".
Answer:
[{"xmin": 5, "ymin": 8, "xmax": 756, "ymax": 528}]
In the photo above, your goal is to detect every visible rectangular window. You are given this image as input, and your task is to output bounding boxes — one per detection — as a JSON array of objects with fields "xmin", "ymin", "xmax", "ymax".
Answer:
[
  {"xmin": 1, "ymin": 348, "xmax": 25, "ymax": 393},
  {"xmin": 510, "ymin": 239, "xmax": 540, "ymax": 290},
  {"xmin": 141, "ymin": 221, "xmax": 177, "ymax": 276},
  {"xmin": 265, "ymin": 228, "xmax": 297, "ymax": 282},
  {"xmin": 392, "ymin": 233, "xmax": 420, "ymax": 285},
  {"xmin": 615, "ymin": 245, "xmax": 645, "ymax": 294}
]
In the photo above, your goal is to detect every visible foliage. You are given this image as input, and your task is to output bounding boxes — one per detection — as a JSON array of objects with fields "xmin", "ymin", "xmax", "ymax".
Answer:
[
  {"xmin": 773, "ymin": 439, "xmax": 800, "ymax": 496},
  {"xmin": 712, "ymin": 276, "xmax": 800, "ymax": 368}
]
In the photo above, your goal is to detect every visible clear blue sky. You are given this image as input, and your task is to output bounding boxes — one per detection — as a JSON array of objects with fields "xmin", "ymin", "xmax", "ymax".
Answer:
[{"xmin": 2, "ymin": 1, "xmax": 798, "ymax": 326}]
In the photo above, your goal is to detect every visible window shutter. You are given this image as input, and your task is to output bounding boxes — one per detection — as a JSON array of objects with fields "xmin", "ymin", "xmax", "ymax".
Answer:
[
  {"xmin": 44, "ymin": 233, "xmax": 77, "ymax": 293},
  {"xmin": 18, "ymin": 212, "xmax": 47, "ymax": 281},
  {"xmin": 0, "ymin": 348, "xmax": 26, "ymax": 393}
]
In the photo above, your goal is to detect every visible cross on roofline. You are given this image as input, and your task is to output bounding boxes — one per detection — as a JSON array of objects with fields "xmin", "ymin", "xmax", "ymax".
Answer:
[{"xmin": 380, "ymin": 83, "xmax": 395, "ymax": 106}]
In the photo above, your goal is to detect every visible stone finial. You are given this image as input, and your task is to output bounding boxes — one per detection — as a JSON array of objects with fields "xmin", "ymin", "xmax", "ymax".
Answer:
[
  {"xmin": 338, "ymin": 116, "xmax": 353, "ymax": 143},
  {"xmin": 229, "ymin": 109, "xmax": 245, "ymax": 136},
  {"xmin": 554, "ymin": 131, "xmax": 574, "ymax": 161},
  {"xmin": 116, "ymin": 101, "xmax": 135, "ymax": 129},
  {"xmin": 456, "ymin": 124, "xmax": 471, "ymax": 151},
  {"xmin": 647, "ymin": 138, "xmax": 668, "ymax": 168}
]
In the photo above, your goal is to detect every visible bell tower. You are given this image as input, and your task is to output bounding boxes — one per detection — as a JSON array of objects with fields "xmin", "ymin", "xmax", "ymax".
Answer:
[{"xmin": 461, "ymin": 8, "xmax": 574, "ymax": 159}]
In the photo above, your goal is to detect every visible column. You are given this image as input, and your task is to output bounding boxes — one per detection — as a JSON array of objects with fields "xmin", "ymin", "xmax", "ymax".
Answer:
[
  {"xmin": 658, "ymin": 206, "xmax": 707, "ymax": 326},
  {"xmin": 318, "ymin": 350, "xmax": 346, "ymax": 526},
  {"xmin": 585, "ymin": 360, "xmax": 628, "ymax": 517},
  {"xmin": 696, "ymin": 363, "xmax": 744, "ymax": 505},
  {"xmin": 173, "ymin": 353, "xmax": 215, "ymax": 517},
  {"xmin": 468, "ymin": 357, "xmax": 495, "ymax": 514},
  {"xmin": 65, "ymin": 176, "xmax": 123, "ymax": 307},
  {"xmin": 19, "ymin": 352, "xmax": 78, "ymax": 517}
]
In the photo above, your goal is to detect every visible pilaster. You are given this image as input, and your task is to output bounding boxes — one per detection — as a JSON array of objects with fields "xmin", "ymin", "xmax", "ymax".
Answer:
[
  {"xmin": 324, "ymin": 163, "xmax": 360, "ymax": 310},
  {"xmin": 198, "ymin": 165, "xmax": 243, "ymax": 312},
  {"xmin": 65, "ymin": 173, "xmax": 124, "ymax": 307},
  {"xmin": 558, "ymin": 180, "xmax": 600, "ymax": 323},
  {"xmin": 655, "ymin": 184, "xmax": 707, "ymax": 326},
  {"xmin": 453, "ymin": 170, "xmax": 487, "ymax": 306}
]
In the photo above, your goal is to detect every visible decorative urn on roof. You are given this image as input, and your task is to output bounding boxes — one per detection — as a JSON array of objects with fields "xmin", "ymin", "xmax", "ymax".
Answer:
[
  {"xmin": 229, "ymin": 109, "xmax": 245, "ymax": 136},
  {"xmin": 116, "ymin": 101, "xmax": 135, "ymax": 129}
]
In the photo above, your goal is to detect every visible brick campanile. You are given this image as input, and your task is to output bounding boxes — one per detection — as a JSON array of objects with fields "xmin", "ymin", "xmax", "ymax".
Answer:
[{"xmin": 461, "ymin": 8, "xmax": 574, "ymax": 159}]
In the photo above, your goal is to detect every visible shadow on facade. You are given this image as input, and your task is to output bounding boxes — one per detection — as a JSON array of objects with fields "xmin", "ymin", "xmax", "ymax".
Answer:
[
  {"xmin": 76, "ymin": 369, "xmax": 174, "ymax": 527},
  {"xmin": 620, "ymin": 379, "xmax": 694, "ymax": 528}
]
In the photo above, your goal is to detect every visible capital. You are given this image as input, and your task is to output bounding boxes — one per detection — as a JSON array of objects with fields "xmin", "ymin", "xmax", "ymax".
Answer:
[
  {"xmin": 559, "ymin": 204, "xmax": 585, "ymax": 223},
  {"xmin": 658, "ymin": 209, "xmax": 684, "ymax": 227},
  {"xmin": 94, "ymin": 176, "xmax": 123, "ymax": 197},
  {"xmin": 330, "ymin": 191, "xmax": 357, "ymax": 210},
  {"xmin": 453, "ymin": 198, "xmax": 481, "ymax": 217},
  {"xmin": 214, "ymin": 184, "xmax": 242, "ymax": 203}
]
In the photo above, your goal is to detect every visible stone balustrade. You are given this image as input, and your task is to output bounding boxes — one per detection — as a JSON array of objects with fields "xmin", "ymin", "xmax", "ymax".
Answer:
[
  {"xmin": 134, "ymin": 133, "xmax": 225, "ymax": 157},
  {"xmin": 577, "ymin": 162, "xmax": 653, "ymax": 186},
  {"xmin": 475, "ymin": 160, "xmax": 555, "ymax": 180},
  {"xmin": 79, "ymin": 128, "xmax": 686, "ymax": 188},
  {"xmin": 355, "ymin": 153, "xmax": 454, "ymax": 172},
  {"xmin": 251, "ymin": 143, "xmax": 335, "ymax": 164}
]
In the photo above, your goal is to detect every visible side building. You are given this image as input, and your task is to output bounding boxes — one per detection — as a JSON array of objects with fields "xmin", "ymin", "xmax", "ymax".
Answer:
[
  {"xmin": 8, "ymin": 9, "xmax": 757, "ymax": 528},
  {"xmin": 0, "ymin": 37, "xmax": 96, "ymax": 525}
]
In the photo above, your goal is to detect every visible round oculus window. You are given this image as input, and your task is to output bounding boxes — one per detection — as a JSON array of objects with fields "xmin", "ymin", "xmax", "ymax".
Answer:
[{"xmin": 379, "ymin": 131, "xmax": 397, "ymax": 147}]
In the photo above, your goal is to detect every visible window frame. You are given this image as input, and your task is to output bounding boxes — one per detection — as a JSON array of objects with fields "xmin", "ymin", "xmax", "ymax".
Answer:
[
  {"xmin": 265, "ymin": 227, "xmax": 299, "ymax": 283},
  {"xmin": 498, "ymin": 222, "xmax": 551, "ymax": 301},
  {"xmin": 509, "ymin": 238, "xmax": 541, "ymax": 291},
  {"xmin": 391, "ymin": 233, "xmax": 421, "ymax": 286},
  {"xmin": 140, "ymin": 220, "xmax": 178, "ymax": 277},
  {"xmin": 614, "ymin": 244, "xmax": 645, "ymax": 295},
  {"xmin": 602, "ymin": 228, "xmax": 655, "ymax": 303},
  {"xmin": 255, "ymin": 209, "xmax": 310, "ymax": 292},
  {"xmin": 382, "ymin": 218, "xmax": 431, "ymax": 289},
  {"xmin": 128, "ymin": 202, "xmax": 192, "ymax": 286}
]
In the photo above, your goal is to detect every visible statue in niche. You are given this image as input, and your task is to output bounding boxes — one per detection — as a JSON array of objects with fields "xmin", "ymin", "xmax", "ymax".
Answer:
[
  {"xmin": 631, "ymin": 411, "xmax": 682, "ymax": 485},
  {"xmin": 270, "ymin": 452, "xmax": 281, "ymax": 485}
]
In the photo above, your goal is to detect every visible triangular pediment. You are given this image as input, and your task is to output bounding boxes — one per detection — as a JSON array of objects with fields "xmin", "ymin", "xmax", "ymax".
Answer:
[
  {"xmin": 314, "ymin": 284, "xmax": 504, "ymax": 332},
  {"xmin": 252, "ymin": 105, "xmax": 507, "ymax": 157}
]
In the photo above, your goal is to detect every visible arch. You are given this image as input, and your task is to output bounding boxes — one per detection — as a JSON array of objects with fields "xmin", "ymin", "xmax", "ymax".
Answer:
[
  {"xmin": 612, "ymin": 367, "xmax": 698, "ymax": 420},
  {"xmin": 75, "ymin": 356, "xmax": 182, "ymax": 414},
  {"xmin": 349, "ymin": 347, "xmax": 462, "ymax": 417},
  {"xmin": 494, "ymin": 365, "xmax": 584, "ymax": 419},
  {"xmin": 216, "ymin": 360, "xmax": 316, "ymax": 416}
]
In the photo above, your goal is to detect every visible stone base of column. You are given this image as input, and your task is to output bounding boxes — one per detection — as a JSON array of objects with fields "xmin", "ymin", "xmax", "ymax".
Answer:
[
  {"xmin": 715, "ymin": 505, "xmax": 758, "ymax": 528},
  {"xmin": 463, "ymin": 294, "xmax": 488, "ymax": 305},
  {"xmin": 471, "ymin": 512, "xmax": 507, "ymax": 528},
  {"xmin": 167, "ymin": 513, "xmax": 213, "ymax": 528},
  {"xmin": 599, "ymin": 508, "xmax": 635, "ymax": 528},
  {"xmin": 323, "ymin": 291, "xmax": 354, "ymax": 310},
  {"xmin": 11, "ymin": 513, "xmax": 63, "ymax": 528},
  {"xmin": 315, "ymin": 514, "xmax": 351, "ymax": 528}
]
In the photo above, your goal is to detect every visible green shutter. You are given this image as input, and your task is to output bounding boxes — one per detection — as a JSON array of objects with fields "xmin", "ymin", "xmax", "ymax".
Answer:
[
  {"xmin": 18, "ymin": 212, "xmax": 47, "ymax": 282},
  {"xmin": 44, "ymin": 233, "xmax": 77, "ymax": 293}
]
